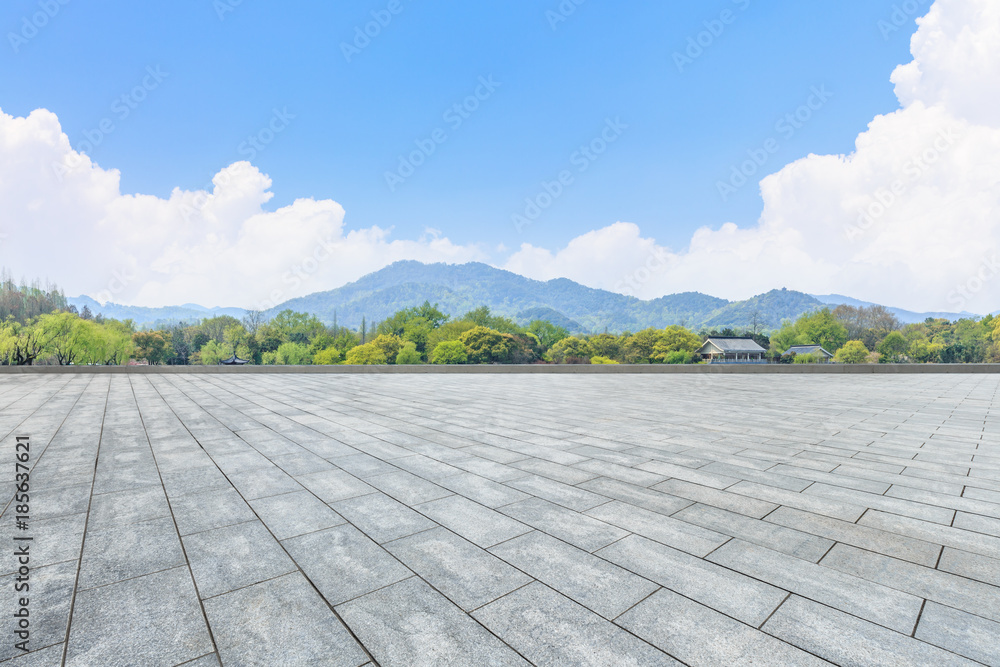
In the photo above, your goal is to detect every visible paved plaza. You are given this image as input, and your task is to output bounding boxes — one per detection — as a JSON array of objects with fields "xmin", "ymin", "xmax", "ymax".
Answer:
[{"xmin": 1, "ymin": 372, "xmax": 999, "ymax": 666}]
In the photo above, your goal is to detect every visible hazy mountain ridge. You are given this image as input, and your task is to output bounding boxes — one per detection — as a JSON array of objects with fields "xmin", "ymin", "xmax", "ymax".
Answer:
[{"xmin": 70, "ymin": 261, "xmax": 978, "ymax": 332}]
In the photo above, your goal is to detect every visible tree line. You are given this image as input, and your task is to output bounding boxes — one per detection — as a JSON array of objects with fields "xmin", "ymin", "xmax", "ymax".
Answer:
[{"xmin": 1, "ymin": 277, "xmax": 997, "ymax": 366}]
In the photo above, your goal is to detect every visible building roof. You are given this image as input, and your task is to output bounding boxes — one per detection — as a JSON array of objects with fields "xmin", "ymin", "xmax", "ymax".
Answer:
[
  {"xmin": 785, "ymin": 345, "xmax": 833, "ymax": 357},
  {"xmin": 698, "ymin": 337, "xmax": 766, "ymax": 354}
]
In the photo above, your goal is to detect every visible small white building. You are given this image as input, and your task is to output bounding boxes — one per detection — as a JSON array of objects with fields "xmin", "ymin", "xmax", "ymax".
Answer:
[{"xmin": 697, "ymin": 337, "xmax": 767, "ymax": 363}]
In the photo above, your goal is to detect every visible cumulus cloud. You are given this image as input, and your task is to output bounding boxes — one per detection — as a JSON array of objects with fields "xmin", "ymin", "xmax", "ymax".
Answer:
[
  {"xmin": 0, "ymin": 108, "xmax": 485, "ymax": 307},
  {"xmin": 506, "ymin": 0, "xmax": 1000, "ymax": 313}
]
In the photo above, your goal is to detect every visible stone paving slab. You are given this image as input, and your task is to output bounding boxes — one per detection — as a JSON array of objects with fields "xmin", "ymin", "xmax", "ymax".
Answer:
[{"xmin": 1, "ymin": 372, "xmax": 999, "ymax": 665}]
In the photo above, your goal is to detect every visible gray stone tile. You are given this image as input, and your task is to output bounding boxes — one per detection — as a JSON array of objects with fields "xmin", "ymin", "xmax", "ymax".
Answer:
[
  {"xmin": 297, "ymin": 469, "xmax": 376, "ymax": 504},
  {"xmin": 435, "ymin": 472, "xmax": 530, "ymax": 508},
  {"xmin": 204, "ymin": 572, "xmax": 368, "ymax": 667},
  {"xmin": 596, "ymin": 535, "xmax": 785, "ymax": 626},
  {"xmin": 859, "ymin": 510, "xmax": 1000, "ymax": 560},
  {"xmin": 227, "ymin": 466, "xmax": 303, "ymax": 500},
  {"xmin": 803, "ymin": 482, "xmax": 956, "ymax": 524},
  {"xmin": 763, "ymin": 595, "xmax": 974, "ymax": 667},
  {"xmin": 504, "ymin": 474, "xmax": 607, "ymax": 511},
  {"xmin": 617, "ymin": 588, "xmax": 827, "ymax": 666},
  {"xmin": 250, "ymin": 489, "xmax": 346, "ymax": 540},
  {"xmin": 337, "ymin": 577, "xmax": 529, "ymax": 667},
  {"xmin": 183, "ymin": 520, "xmax": 296, "ymax": 599},
  {"xmin": 415, "ymin": 495, "xmax": 531, "ymax": 548},
  {"xmin": 510, "ymin": 458, "xmax": 599, "ymax": 485},
  {"xmin": 65, "ymin": 567, "xmax": 212, "ymax": 667},
  {"xmin": 729, "ymin": 481, "xmax": 867, "ymax": 522},
  {"xmin": 490, "ymin": 531, "xmax": 659, "ymax": 620},
  {"xmin": 474, "ymin": 582, "xmax": 679, "ymax": 666},
  {"xmin": 572, "ymin": 459, "xmax": 666, "ymax": 487},
  {"xmin": 915, "ymin": 601, "xmax": 1000, "ymax": 665},
  {"xmin": 331, "ymin": 492, "xmax": 437, "ymax": 544},
  {"xmin": 651, "ymin": 479, "xmax": 777, "ymax": 518},
  {"xmin": 954, "ymin": 510, "xmax": 1000, "ymax": 537},
  {"xmin": 0, "ymin": 513, "xmax": 86, "ymax": 576},
  {"xmin": 708, "ymin": 539, "xmax": 923, "ymax": 634},
  {"xmin": 366, "ymin": 470, "xmax": 452, "ymax": 505},
  {"xmin": 160, "ymin": 466, "xmax": 231, "ymax": 498},
  {"xmin": 637, "ymin": 459, "xmax": 740, "ymax": 489},
  {"xmin": 765, "ymin": 505, "xmax": 941, "ymax": 566},
  {"xmin": 675, "ymin": 504, "xmax": 834, "ymax": 562},
  {"xmin": 283, "ymin": 524, "xmax": 412, "ymax": 606},
  {"xmin": 85, "ymin": 484, "xmax": 171, "ymax": 532},
  {"xmin": 821, "ymin": 543, "xmax": 1000, "ymax": 624},
  {"xmin": 586, "ymin": 500, "xmax": 729, "ymax": 557},
  {"xmin": 78, "ymin": 516, "xmax": 185, "ymax": 590},
  {"xmin": 0, "ymin": 643, "xmax": 65, "ymax": 666},
  {"xmin": 384, "ymin": 527, "xmax": 531, "ymax": 611},
  {"xmin": 937, "ymin": 547, "xmax": 1000, "ymax": 587},
  {"xmin": 177, "ymin": 655, "xmax": 221, "ymax": 666},
  {"xmin": 170, "ymin": 486, "xmax": 256, "ymax": 536},
  {"xmin": 500, "ymin": 498, "xmax": 627, "ymax": 552},
  {"xmin": 578, "ymin": 477, "xmax": 693, "ymax": 516},
  {"xmin": 330, "ymin": 452, "xmax": 399, "ymax": 478},
  {"xmin": 0, "ymin": 562, "xmax": 76, "ymax": 662}
]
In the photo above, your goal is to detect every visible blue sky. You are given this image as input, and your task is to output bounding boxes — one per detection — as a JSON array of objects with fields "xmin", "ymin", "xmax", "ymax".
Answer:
[
  {"xmin": 2, "ymin": 0, "xmax": 913, "ymax": 250},
  {"xmin": 3, "ymin": 0, "xmax": 996, "ymax": 313}
]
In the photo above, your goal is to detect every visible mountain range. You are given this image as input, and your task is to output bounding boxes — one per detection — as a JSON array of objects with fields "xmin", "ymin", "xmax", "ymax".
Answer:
[{"xmin": 68, "ymin": 261, "xmax": 980, "ymax": 333}]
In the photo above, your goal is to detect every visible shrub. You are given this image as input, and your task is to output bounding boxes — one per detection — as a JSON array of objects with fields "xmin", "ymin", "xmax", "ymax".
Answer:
[
  {"xmin": 834, "ymin": 340, "xmax": 869, "ymax": 364},
  {"xmin": 395, "ymin": 341, "xmax": 422, "ymax": 365},
  {"xmin": 590, "ymin": 356, "xmax": 619, "ymax": 364},
  {"xmin": 313, "ymin": 347, "xmax": 342, "ymax": 365},
  {"xmin": 345, "ymin": 343, "xmax": 387, "ymax": 365},
  {"xmin": 275, "ymin": 342, "xmax": 311, "ymax": 365},
  {"xmin": 431, "ymin": 340, "xmax": 467, "ymax": 364}
]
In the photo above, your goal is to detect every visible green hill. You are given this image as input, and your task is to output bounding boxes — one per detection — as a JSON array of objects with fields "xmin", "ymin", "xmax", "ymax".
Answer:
[{"xmin": 266, "ymin": 261, "xmax": 827, "ymax": 332}]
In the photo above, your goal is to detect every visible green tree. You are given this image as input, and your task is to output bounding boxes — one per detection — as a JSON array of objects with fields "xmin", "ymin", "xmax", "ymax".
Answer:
[
  {"xmin": 37, "ymin": 312, "xmax": 86, "ymax": 365},
  {"xmin": 395, "ymin": 341, "xmax": 422, "ymax": 365},
  {"xmin": 426, "ymin": 320, "xmax": 478, "ymax": 353},
  {"xmin": 370, "ymin": 334, "xmax": 403, "ymax": 364},
  {"xmin": 269, "ymin": 310, "xmax": 325, "ymax": 345},
  {"xmin": 549, "ymin": 337, "xmax": 593, "ymax": 363},
  {"xmin": 275, "ymin": 342, "xmax": 311, "ymax": 365},
  {"xmin": 460, "ymin": 326, "xmax": 513, "ymax": 364},
  {"xmin": 431, "ymin": 340, "xmax": 467, "ymax": 364},
  {"xmin": 834, "ymin": 340, "xmax": 869, "ymax": 364},
  {"xmin": 588, "ymin": 333, "xmax": 623, "ymax": 361},
  {"xmin": 346, "ymin": 343, "xmax": 387, "ymax": 365},
  {"xmin": 0, "ymin": 319, "xmax": 49, "ymax": 365},
  {"xmin": 527, "ymin": 320, "xmax": 569, "ymax": 349},
  {"xmin": 877, "ymin": 331, "xmax": 909, "ymax": 361},
  {"xmin": 623, "ymin": 328, "xmax": 664, "ymax": 364},
  {"xmin": 132, "ymin": 331, "xmax": 170, "ymax": 365},
  {"xmin": 197, "ymin": 339, "xmax": 227, "ymax": 365}
]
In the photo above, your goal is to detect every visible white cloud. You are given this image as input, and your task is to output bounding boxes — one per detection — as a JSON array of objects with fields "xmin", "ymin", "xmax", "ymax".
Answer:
[
  {"xmin": 0, "ymin": 108, "xmax": 486, "ymax": 307},
  {"xmin": 2, "ymin": 0, "xmax": 998, "ymax": 315},
  {"xmin": 506, "ymin": 0, "xmax": 1000, "ymax": 314}
]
